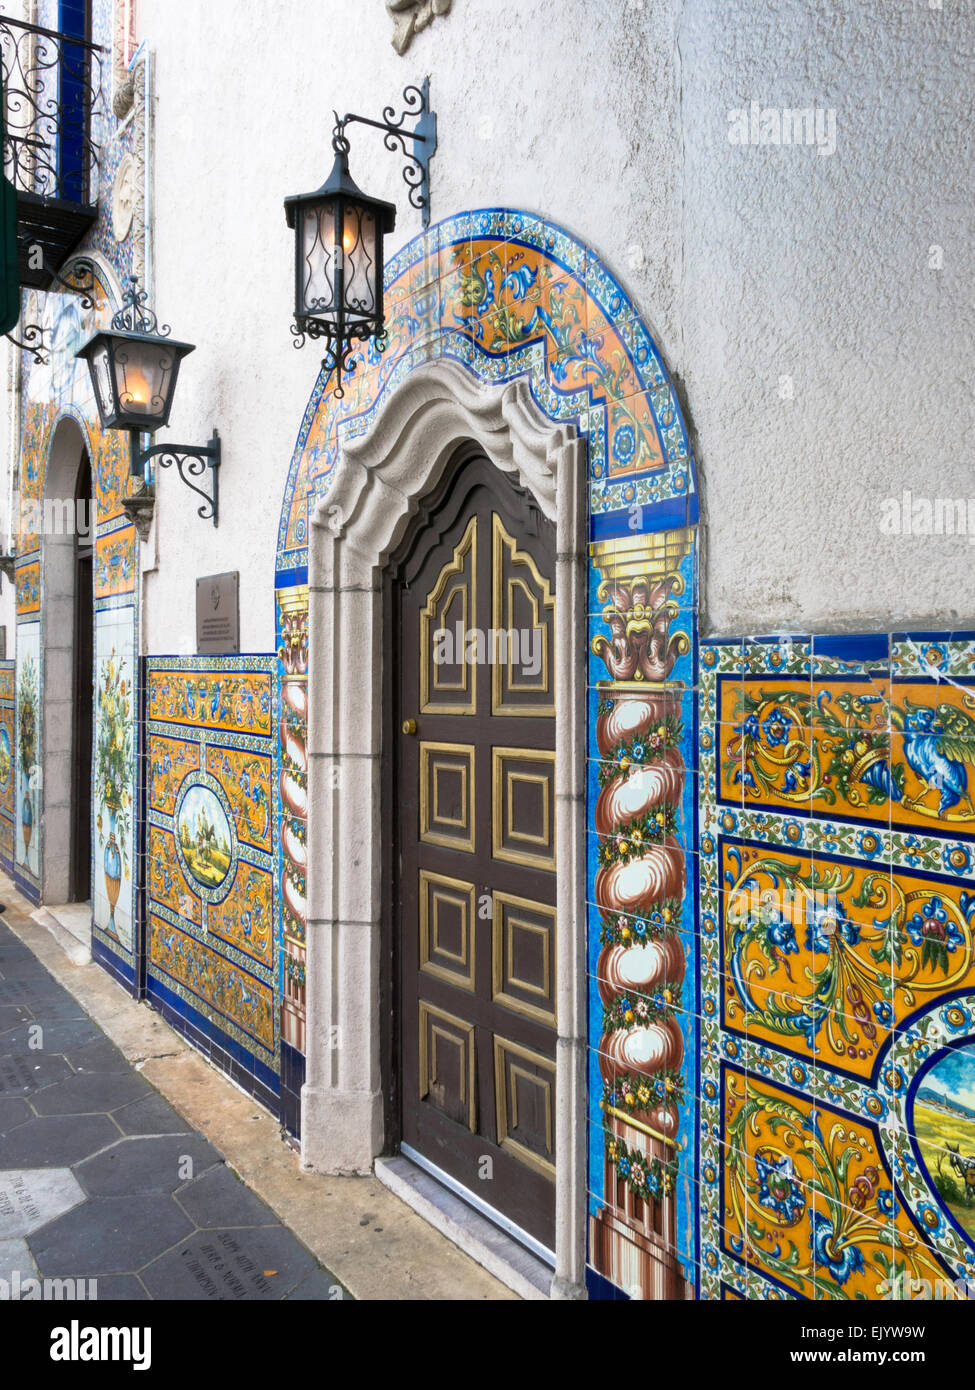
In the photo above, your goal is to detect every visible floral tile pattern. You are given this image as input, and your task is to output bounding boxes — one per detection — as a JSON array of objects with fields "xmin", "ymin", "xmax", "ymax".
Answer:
[
  {"xmin": 0, "ymin": 661, "xmax": 14, "ymax": 873},
  {"xmin": 145, "ymin": 658, "xmax": 279, "ymax": 1091},
  {"xmin": 699, "ymin": 633, "xmax": 975, "ymax": 1300}
]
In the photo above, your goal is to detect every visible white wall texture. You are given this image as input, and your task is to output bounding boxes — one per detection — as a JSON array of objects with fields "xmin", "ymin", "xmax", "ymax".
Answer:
[{"xmin": 68, "ymin": 0, "xmax": 975, "ymax": 648}]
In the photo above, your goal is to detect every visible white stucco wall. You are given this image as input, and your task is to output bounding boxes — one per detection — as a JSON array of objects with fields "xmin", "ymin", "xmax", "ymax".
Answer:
[
  {"xmin": 680, "ymin": 0, "xmax": 975, "ymax": 634},
  {"xmin": 120, "ymin": 0, "xmax": 975, "ymax": 647}
]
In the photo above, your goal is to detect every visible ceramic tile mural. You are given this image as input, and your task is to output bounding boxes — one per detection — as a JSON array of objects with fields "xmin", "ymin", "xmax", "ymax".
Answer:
[
  {"xmin": 11, "ymin": 88, "xmax": 970, "ymax": 1298},
  {"xmin": 273, "ymin": 208, "xmax": 700, "ymax": 1289},
  {"xmin": 92, "ymin": 612, "xmax": 137, "ymax": 957},
  {"xmin": 94, "ymin": 523, "xmax": 137, "ymax": 598},
  {"xmin": 14, "ymin": 624, "xmax": 40, "ymax": 896},
  {"xmin": 275, "ymin": 208, "xmax": 695, "ymax": 578},
  {"xmin": 15, "ymin": 561, "xmax": 40, "ymax": 616},
  {"xmin": 0, "ymin": 662, "xmax": 17, "ymax": 874},
  {"xmin": 145, "ymin": 657, "xmax": 279, "ymax": 1108},
  {"xmin": 15, "ymin": 259, "xmax": 145, "ymax": 981},
  {"xmin": 698, "ymin": 632, "xmax": 975, "ymax": 1300}
]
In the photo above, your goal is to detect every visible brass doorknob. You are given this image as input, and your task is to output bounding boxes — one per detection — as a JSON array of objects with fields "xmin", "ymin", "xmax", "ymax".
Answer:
[{"xmin": 402, "ymin": 718, "xmax": 417, "ymax": 735}]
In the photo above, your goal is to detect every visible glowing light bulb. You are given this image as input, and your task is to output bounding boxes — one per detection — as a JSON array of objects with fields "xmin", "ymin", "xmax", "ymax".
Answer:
[{"xmin": 124, "ymin": 367, "xmax": 151, "ymax": 410}]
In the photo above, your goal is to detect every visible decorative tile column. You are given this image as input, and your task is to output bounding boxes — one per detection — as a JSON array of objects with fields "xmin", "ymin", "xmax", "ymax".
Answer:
[
  {"xmin": 588, "ymin": 527, "xmax": 694, "ymax": 1299},
  {"xmin": 278, "ymin": 587, "xmax": 309, "ymax": 1054}
]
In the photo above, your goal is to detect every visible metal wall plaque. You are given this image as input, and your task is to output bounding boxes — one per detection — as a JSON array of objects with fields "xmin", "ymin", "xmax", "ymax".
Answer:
[{"xmin": 196, "ymin": 572, "xmax": 239, "ymax": 655}]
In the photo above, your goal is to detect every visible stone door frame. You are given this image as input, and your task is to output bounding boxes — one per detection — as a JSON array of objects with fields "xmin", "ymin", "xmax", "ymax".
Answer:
[{"xmin": 301, "ymin": 359, "xmax": 589, "ymax": 1297}]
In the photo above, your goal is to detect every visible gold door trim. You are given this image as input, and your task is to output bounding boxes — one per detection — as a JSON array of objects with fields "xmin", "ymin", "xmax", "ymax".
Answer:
[
  {"xmin": 420, "ymin": 515, "xmax": 477, "ymax": 715},
  {"xmin": 507, "ymin": 772, "xmax": 550, "ymax": 846},
  {"xmin": 493, "ymin": 1035, "xmax": 556, "ymax": 1179},
  {"xmin": 492, "ymin": 890, "xmax": 557, "ymax": 1028},
  {"xmin": 431, "ymin": 581, "xmax": 470, "ymax": 694},
  {"xmin": 420, "ymin": 741, "xmax": 476, "ymax": 853},
  {"xmin": 491, "ymin": 747, "xmax": 556, "ymax": 870},
  {"xmin": 420, "ymin": 869, "xmax": 476, "ymax": 992},
  {"xmin": 419, "ymin": 1000, "xmax": 477, "ymax": 1132},
  {"xmin": 491, "ymin": 513, "xmax": 555, "ymax": 717}
]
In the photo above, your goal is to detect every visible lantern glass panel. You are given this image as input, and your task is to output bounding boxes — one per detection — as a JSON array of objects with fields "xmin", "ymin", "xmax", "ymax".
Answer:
[
  {"xmin": 114, "ymin": 338, "xmax": 176, "ymax": 424},
  {"xmin": 301, "ymin": 200, "xmax": 337, "ymax": 318},
  {"xmin": 90, "ymin": 342, "xmax": 116, "ymax": 422},
  {"xmin": 342, "ymin": 203, "xmax": 379, "ymax": 325}
]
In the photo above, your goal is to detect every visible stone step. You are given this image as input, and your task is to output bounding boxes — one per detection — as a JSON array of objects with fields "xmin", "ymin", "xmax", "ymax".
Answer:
[{"xmin": 30, "ymin": 906, "xmax": 91, "ymax": 966}]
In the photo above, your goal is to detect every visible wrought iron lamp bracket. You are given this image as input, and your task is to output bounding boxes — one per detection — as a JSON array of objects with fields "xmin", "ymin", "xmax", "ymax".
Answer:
[
  {"xmin": 4, "ymin": 323, "xmax": 48, "ymax": 364},
  {"xmin": 4, "ymin": 251, "xmax": 100, "ymax": 361},
  {"xmin": 131, "ymin": 429, "xmax": 221, "ymax": 528},
  {"xmin": 51, "ymin": 256, "xmax": 98, "ymax": 309},
  {"xmin": 334, "ymin": 76, "xmax": 437, "ymax": 227}
]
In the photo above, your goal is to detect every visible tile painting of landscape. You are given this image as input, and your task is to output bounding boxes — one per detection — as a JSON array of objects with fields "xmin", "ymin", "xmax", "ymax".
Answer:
[
  {"xmin": 177, "ymin": 785, "xmax": 232, "ymax": 890},
  {"xmin": 914, "ymin": 1047, "xmax": 975, "ymax": 1242}
]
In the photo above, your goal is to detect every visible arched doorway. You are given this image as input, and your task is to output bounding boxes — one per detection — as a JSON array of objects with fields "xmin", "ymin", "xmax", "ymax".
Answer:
[
  {"xmin": 388, "ymin": 447, "xmax": 559, "ymax": 1254},
  {"xmin": 301, "ymin": 361, "xmax": 588, "ymax": 1296},
  {"xmin": 41, "ymin": 415, "xmax": 94, "ymax": 929}
]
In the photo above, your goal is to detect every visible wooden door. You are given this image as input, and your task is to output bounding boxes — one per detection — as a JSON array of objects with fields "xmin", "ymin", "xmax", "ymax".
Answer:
[{"xmin": 391, "ymin": 450, "xmax": 558, "ymax": 1250}]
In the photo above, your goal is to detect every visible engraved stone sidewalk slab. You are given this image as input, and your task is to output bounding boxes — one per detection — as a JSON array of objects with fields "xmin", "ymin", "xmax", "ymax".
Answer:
[
  {"xmin": 0, "ymin": 1167, "xmax": 86, "ymax": 1237},
  {"xmin": 141, "ymin": 1226, "xmax": 316, "ymax": 1300}
]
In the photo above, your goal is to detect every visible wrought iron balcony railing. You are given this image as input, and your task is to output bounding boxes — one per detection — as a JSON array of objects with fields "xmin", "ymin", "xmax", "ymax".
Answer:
[{"xmin": 1, "ymin": 12, "xmax": 106, "ymax": 287}]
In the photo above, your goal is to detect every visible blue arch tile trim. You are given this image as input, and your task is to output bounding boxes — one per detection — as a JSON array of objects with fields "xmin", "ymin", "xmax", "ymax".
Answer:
[{"xmin": 274, "ymin": 206, "xmax": 697, "ymax": 586}]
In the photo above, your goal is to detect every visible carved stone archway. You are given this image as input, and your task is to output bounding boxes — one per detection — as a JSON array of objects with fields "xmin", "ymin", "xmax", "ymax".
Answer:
[
  {"xmin": 40, "ymin": 413, "xmax": 93, "ymax": 905},
  {"xmin": 301, "ymin": 358, "xmax": 588, "ymax": 1297}
]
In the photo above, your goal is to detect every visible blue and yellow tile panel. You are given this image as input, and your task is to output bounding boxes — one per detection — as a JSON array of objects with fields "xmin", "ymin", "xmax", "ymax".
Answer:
[
  {"xmin": 275, "ymin": 207, "xmax": 697, "ymax": 583},
  {"xmin": 0, "ymin": 662, "xmax": 15, "ymax": 873},
  {"xmin": 699, "ymin": 632, "xmax": 975, "ymax": 1300},
  {"xmin": 145, "ymin": 656, "xmax": 279, "ymax": 1097}
]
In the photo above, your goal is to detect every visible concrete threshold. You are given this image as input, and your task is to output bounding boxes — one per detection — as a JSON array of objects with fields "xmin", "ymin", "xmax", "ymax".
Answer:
[
  {"xmin": 375, "ymin": 1154, "xmax": 552, "ymax": 1300},
  {"xmin": 1, "ymin": 873, "xmax": 515, "ymax": 1301}
]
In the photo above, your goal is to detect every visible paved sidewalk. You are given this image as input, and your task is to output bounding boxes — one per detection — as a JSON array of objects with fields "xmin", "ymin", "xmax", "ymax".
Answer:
[
  {"xmin": 0, "ymin": 912, "xmax": 348, "ymax": 1300},
  {"xmin": 0, "ymin": 873, "xmax": 513, "ymax": 1301}
]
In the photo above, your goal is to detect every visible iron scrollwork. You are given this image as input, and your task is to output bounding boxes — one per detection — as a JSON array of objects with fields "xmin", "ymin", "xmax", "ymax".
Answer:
[
  {"xmin": 0, "ymin": 15, "xmax": 105, "ymax": 201},
  {"xmin": 334, "ymin": 77, "xmax": 437, "ymax": 227},
  {"xmin": 112, "ymin": 275, "xmax": 171, "ymax": 336},
  {"xmin": 53, "ymin": 256, "xmax": 98, "ymax": 310},
  {"xmin": 4, "ymin": 322, "xmax": 47, "ymax": 365},
  {"xmin": 3, "ymin": 252, "xmax": 99, "ymax": 361},
  {"xmin": 138, "ymin": 431, "xmax": 221, "ymax": 528}
]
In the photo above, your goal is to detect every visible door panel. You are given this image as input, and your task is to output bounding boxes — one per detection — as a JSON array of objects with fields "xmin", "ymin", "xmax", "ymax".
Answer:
[{"xmin": 393, "ymin": 451, "xmax": 557, "ymax": 1250}]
